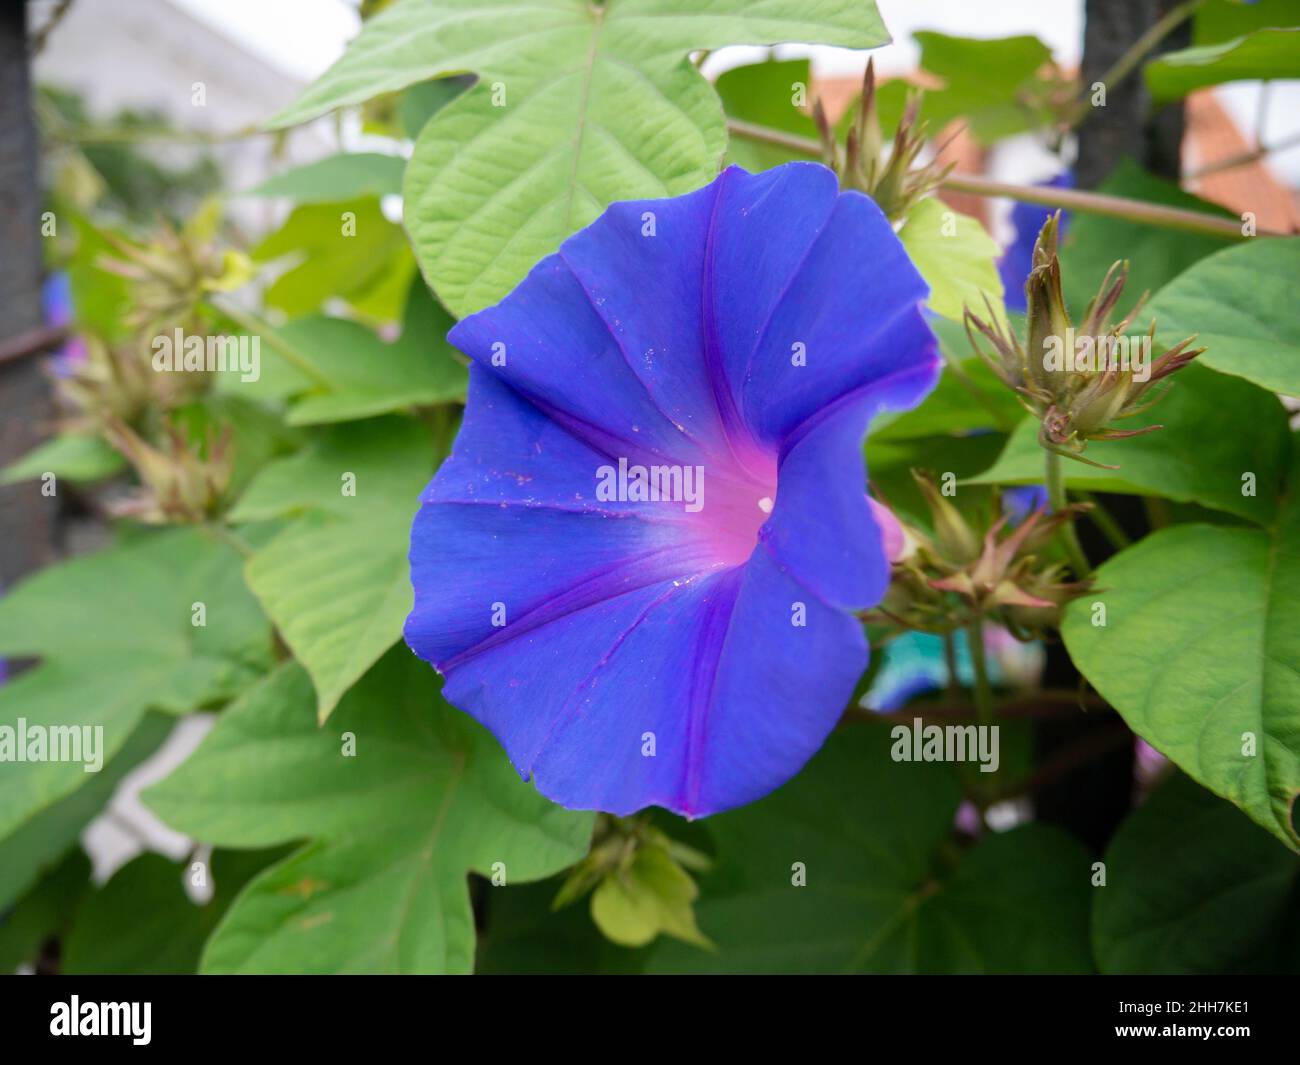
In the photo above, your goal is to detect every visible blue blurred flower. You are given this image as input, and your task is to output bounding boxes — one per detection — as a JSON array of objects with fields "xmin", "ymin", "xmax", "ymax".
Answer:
[
  {"xmin": 865, "ymin": 626, "xmax": 1044, "ymax": 712},
  {"xmin": 1003, "ymin": 484, "xmax": 1050, "ymax": 524},
  {"xmin": 41, "ymin": 271, "xmax": 85, "ymax": 377},
  {"xmin": 405, "ymin": 163, "xmax": 940, "ymax": 818},
  {"xmin": 997, "ymin": 171, "xmax": 1073, "ymax": 313}
]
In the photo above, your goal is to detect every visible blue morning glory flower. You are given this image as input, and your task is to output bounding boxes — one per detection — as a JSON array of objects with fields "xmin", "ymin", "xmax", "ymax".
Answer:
[{"xmin": 404, "ymin": 163, "xmax": 939, "ymax": 818}]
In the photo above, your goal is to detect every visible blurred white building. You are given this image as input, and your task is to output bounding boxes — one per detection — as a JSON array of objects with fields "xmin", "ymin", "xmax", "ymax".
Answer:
[{"xmin": 32, "ymin": 0, "xmax": 339, "ymax": 231}]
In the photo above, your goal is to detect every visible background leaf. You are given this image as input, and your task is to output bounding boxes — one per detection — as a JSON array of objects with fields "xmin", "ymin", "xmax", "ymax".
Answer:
[
  {"xmin": 62, "ymin": 848, "xmax": 288, "ymax": 975},
  {"xmin": 0, "ymin": 713, "xmax": 170, "ymax": 912},
  {"xmin": 907, "ymin": 32, "xmax": 1059, "ymax": 144},
  {"xmin": 870, "ymin": 431, "xmax": 1010, "ymax": 522},
  {"xmin": 475, "ymin": 877, "xmax": 645, "ymax": 973},
  {"xmin": 245, "ymin": 511, "xmax": 411, "ymax": 721},
  {"xmin": 270, "ymin": 0, "xmax": 888, "ymax": 316},
  {"xmin": 145, "ymin": 653, "xmax": 594, "ymax": 973},
  {"xmin": 0, "ymin": 433, "xmax": 125, "ymax": 487},
  {"xmin": 1145, "ymin": 28, "xmax": 1300, "ymax": 102},
  {"xmin": 398, "ymin": 75, "xmax": 475, "ymax": 139},
  {"xmin": 239, "ymin": 412, "xmax": 436, "ymax": 720},
  {"xmin": 243, "ymin": 277, "xmax": 466, "ymax": 425},
  {"xmin": 899, "ymin": 196, "xmax": 1005, "ymax": 325},
  {"xmin": 253, "ymin": 197, "xmax": 415, "ymax": 321},
  {"xmin": 1094, "ymin": 772, "xmax": 1299, "ymax": 973},
  {"xmin": 715, "ymin": 57, "xmax": 816, "ymax": 172},
  {"xmin": 0, "ymin": 850, "xmax": 91, "ymax": 973},
  {"xmin": 1193, "ymin": 0, "xmax": 1300, "ymax": 45},
  {"xmin": 1141, "ymin": 237, "xmax": 1300, "ymax": 396},
  {"xmin": 243, "ymin": 153, "xmax": 406, "ymax": 203},
  {"xmin": 0, "ymin": 529, "xmax": 269, "ymax": 839},
  {"xmin": 230, "ymin": 415, "xmax": 436, "ymax": 523},
  {"xmin": 1062, "ymin": 481, "xmax": 1300, "ymax": 849},
  {"xmin": 646, "ymin": 725, "xmax": 1094, "ymax": 973},
  {"xmin": 268, "ymin": 1, "xmax": 889, "ymax": 129},
  {"xmin": 1058, "ymin": 161, "xmax": 1237, "ymax": 320}
]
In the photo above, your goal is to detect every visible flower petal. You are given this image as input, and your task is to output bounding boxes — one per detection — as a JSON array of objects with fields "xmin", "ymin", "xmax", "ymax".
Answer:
[
  {"xmin": 425, "ymin": 547, "xmax": 865, "ymax": 819},
  {"xmin": 407, "ymin": 162, "xmax": 940, "ymax": 818},
  {"xmin": 733, "ymin": 193, "xmax": 935, "ymax": 444},
  {"xmin": 447, "ymin": 248, "xmax": 708, "ymax": 469},
  {"xmin": 701, "ymin": 163, "xmax": 843, "ymax": 454},
  {"xmin": 426, "ymin": 363, "xmax": 689, "ymax": 518},
  {"xmin": 759, "ymin": 361, "xmax": 938, "ymax": 609},
  {"xmin": 558, "ymin": 182, "xmax": 732, "ymax": 459},
  {"xmin": 676, "ymin": 544, "xmax": 868, "ymax": 815}
]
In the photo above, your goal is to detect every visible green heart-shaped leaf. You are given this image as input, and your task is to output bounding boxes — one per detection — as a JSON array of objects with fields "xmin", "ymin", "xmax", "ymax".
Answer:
[
  {"xmin": 1142, "ymin": 237, "xmax": 1300, "ymax": 397},
  {"xmin": 268, "ymin": 0, "xmax": 888, "ymax": 316},
  {"xmin": 145, "ymin": 654, "xmax": 594, "ymax": 973},
  {"xmin": 1063, "ymin": 485, "xmax": 1300, "ymax": 850}
]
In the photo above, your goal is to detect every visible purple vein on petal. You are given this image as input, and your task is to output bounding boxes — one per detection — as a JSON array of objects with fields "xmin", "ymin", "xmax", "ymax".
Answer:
[
  {"xmin": 478, "ymin": 365, "xmax": 680, "ymax": 468},
  {"xmin": 681, "ymin": 566, "xmax": 745, "ymax": 815},
  {"xmin": 734, "ymin": 181, "xmax": 838, "ymax": 410},
  {"xmin": 556, "ymin": 247, "xmax": 712, "ymax": 458},
  {"xmin": 437, "ymin": 538, "xmax": 728, "ymax": 674},
  {"xmin": 531, "ymin": 567, "xmax": 736, "ymax": 783},
  {"xmin": 699, "ymin": 169, "xmax": 767, "ymax": 484},
  {"xmin": 420, "ymin": 495, "xmax": 699, "ymax": 526}
]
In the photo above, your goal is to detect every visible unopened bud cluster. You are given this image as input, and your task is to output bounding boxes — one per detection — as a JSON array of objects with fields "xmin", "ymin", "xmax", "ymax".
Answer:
[
  {"xmin": 53, "ymin": 200, "xmax": 253, "ymax": 522},
  {"xmin": 552, "ymin": 814, "xmax": 712, "ymax": 949},
  {"xmin": 103, "ymin": 419, "xmax": 233, "ymax": 524},
  {"xmin": 964, "ymin": 214, "xmax": 1203, "ymax": 468},
  {"xmin": 872, "ymin": 472, "xmax": 1093, "ymax": 638}
]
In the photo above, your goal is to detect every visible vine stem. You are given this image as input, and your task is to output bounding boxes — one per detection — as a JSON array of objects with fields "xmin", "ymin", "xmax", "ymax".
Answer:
[
  {"xmin": 938, "ymin": 172, "xmax": 1267, "ymax": 239},
  {"xmin": 965, "ymin": 620, "xmax": 995, "ymax": 732},
  {"xmin": 725, "ymin": 118, "xmax": 1285, "ymax": 240},
  {"xmin": 1045, "ymin": 450, "xmax": 1091, "ymax": 578},
  {"xmin": 1077, "ymin": 490, "xmax": 1131, "ymax": 550},
  {"xmin": 41, "ymin": 114, "xmax": 266, "ymax": 145},
  {"xmin": 964, "ymin": 620, "xmax": 997, "ymax": 827},
  {"xmin": 204, "ymin": 297, "xmax": 334, "ymax": 389},
  {"xmin": 942, "ymin": 630, "xmax": 960, "ymax": 698},
  {"xmin": 1185, "ymin": 128, "xmax": 1300, "ymax": 180},
  {"xmin": 203, "ymin": 522, "xmax": 253, "ymax": 559}
]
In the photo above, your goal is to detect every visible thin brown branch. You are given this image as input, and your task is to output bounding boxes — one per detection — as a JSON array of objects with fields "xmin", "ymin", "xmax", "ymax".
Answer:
[{"xmin": 725, "ymin": 118, "xmax": 1291, "ymax": 240}]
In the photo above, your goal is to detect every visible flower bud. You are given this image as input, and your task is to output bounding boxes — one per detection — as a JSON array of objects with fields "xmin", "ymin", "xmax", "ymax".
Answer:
[
  {"xmin": 869, "ymin": 484, "xmax": 1094, "ymax": 638},
  {"xmin": 104, "ymin": 418, "xmax": 233, "ymax": 524},
  {"xmin": 964, "ymin": 214, "xmax": 1204, "ymax": 467},
  {"xmin": 912, "ymin": 470, "xmax": 980, "ymax": 565},
  {"xmin": 826, "ymin": 59, "xmax": 953, "ymax": 220},
  {"xmin": 868, "ymin": 496, "xmax": 908, "ymax": 563}
]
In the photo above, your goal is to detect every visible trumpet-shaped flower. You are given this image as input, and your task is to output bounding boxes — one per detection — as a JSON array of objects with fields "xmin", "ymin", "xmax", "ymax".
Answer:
[{"xmin": 405, "ymin": 163, "xmax": 939, "ymax": 818}]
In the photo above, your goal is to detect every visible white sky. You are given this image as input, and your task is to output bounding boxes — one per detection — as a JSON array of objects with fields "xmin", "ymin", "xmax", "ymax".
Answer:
[{"xmin": 170, "ymin": 0, "xmax": 361, "ymax": 81}]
